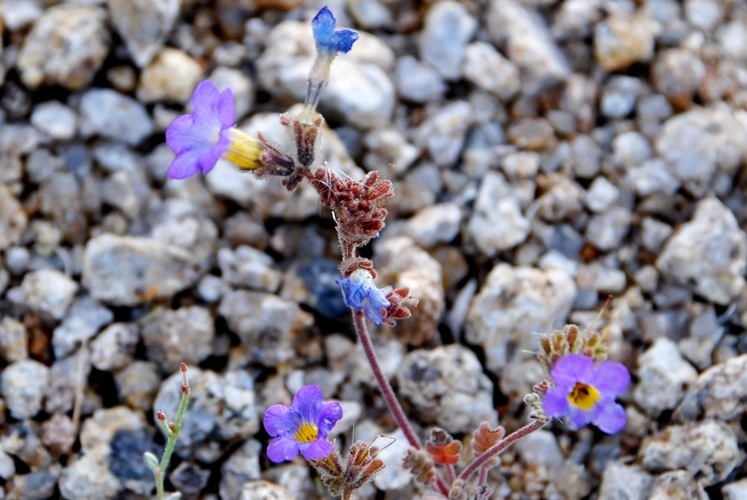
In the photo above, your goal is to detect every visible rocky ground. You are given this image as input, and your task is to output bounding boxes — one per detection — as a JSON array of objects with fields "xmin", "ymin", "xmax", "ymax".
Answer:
[{"xmin": 1, "ymin": 0, "xmax": 747, "ymax": 498}]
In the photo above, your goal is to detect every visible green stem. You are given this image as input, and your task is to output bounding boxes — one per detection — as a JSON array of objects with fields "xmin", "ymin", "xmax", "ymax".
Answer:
[{"xmin": 153, "ymin": 365, "xmax": 191, "ymax": 500}]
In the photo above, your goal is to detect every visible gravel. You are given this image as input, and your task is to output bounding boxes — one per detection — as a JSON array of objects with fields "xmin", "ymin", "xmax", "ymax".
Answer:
[{"xmin": 1, "ymin": 0, "xmax": 746, "ymax": 497}]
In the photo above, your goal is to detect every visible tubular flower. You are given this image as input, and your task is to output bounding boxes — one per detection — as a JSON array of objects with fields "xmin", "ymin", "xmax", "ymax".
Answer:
[
  {"xmin": 165, "ymin": 80, "xmax": 262, "ymax": 179},
  {"xmin": 336, "ymin": 269, "xmax": 390, "ymax": 325},
  {"xmin": 263, "ymin": 385, "xmax": 343, "ymax": 463},
  {"xmin": 543, "ymin": 354, "xmax": 630, "ymax": 434},
  {"xmin": 303, "ymin": 6, "xmax": 359, "ymax": 118}
]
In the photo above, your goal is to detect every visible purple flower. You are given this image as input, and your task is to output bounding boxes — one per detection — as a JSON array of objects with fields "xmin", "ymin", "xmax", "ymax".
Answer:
[
  {"xmin": 312, "ymin": 6, "xmax": 359, "ymax": 56},
  {"xmin": 336, "ymin": 269, "xmax": 390, "ymax": 325},
  {"xmin": 543, "ymin": 354, "xmax": 630, "ymax": 434},
  {"xmin": 264, "ymin": 385, "xmax": 343, "ymax": 463}
]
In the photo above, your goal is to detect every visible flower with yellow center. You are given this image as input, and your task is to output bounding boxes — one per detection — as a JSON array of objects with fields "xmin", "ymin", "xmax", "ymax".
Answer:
[
  {"xmin": 543, "ymin": 354, "xmax": 630, "ymax": 434},
  {"xmin": 263, "ymin": 385, "xmax": 343, "ymax": 462}
]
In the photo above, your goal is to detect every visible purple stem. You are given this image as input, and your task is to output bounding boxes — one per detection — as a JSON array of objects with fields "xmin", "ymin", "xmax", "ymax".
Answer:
[
  {"xmin": 457, "ymin": 419, "xmax": 548, "ymax": 484},
  {"xmin": 352, "ymin": 311, "xmax": 450, "ymax": 496}
]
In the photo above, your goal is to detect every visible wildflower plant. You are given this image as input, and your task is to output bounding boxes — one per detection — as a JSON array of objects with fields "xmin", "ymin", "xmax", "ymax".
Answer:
[{"xmin": 163, "ymin": 5, "xmax": 632, "ymax": 498}]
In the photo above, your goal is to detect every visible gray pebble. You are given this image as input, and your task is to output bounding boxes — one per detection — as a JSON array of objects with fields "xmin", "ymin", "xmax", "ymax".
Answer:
[
  {"xmin": 90, "ymin": 323, "xmax": 139, "ymax": 372},
  {"xmin": 466, "ymin": 264, "xmax": 576, "ymax": 373},
  {"xmin": 45, "ymin": 355, "xmax": 90, "ymax": 415},
  {"xmin": 679, "ymin": 305, "xmax": 724, "ymax": 371},
  {"xmin": 657, "ymin": 197, "xmax": 747, "ymax": 305},
  {"xmin": 655, "ymin": 107, "xmax": 746, "ymax": 197},
  {"xmin": 0, "ymin": 317, "xmax": 27, "ymax": 363},
  {"xmin": 240, "ymin": 480, "xmax": 294, "ymax": 500},
  {"xmin": 676, "ymin": 354, "xmax": 747, "ymax": 421},
  {"xmin": 92, "ymin": 142, "xmax": 140, "ymax": 173},
  {"xmin": 467, "ymin": 172, "xmax": 530, "ymax": 254},
  {"xmin": 375, "ymin": 236, "xmax": 445, "ymax": 346},
  {"xmin": 389, "ymin": 203, "xmax": 462, "ymax": 249},
  {"xmin": 626, "ymin": 158, "xmax": 680, "ymax": 197},
  {"xmin": 9, "ymin": 269, "xmax": 78, "ymax": 320},
  {"xmin": 633, "ymin": 338, "xmax": 698, "ymax": 416},
  {"xmin": 419, "ymin": 1, "xmax": 476, "ymax": 80},
  {"xmin": 52, "ymin": 295, "xmax": 113, "ymax": 358},
  {"xmin": 218, "ymin": 246, "xmax": 282, "ymax": 292},
  {"xmin": 348, "ymin": 0, "xmax": 392, "ymax": 30},
  {"xmin": 219, "ymin": 290, "xmax": 313, "ymax": 366},
  {"xmin": 463, "ymin": 42, "xmax": 520, "ymax": 100},
  {"xmin": 0, "ymin": 185, "xmax": 27, "ymax": 251},
  {"xmin": 219, "ymin": 440, "xmax": 262, "ymax": 500},
  {"xmin": 566, "ymin": 135, "xmax": 602, "ymax": 178},
  {"xmin": 414, "ymin": 100, "xmax": 474, "ymax": 167},
  {"xmin": 612, "ymin": 131, "xmax": 652, "ymax": 168},
  {"xmin": 169, "ymin": 462, "xmax": 212, "ymax": 498},
  {"xmin": 397, "ymin": 345, "xmax": 497, "ymax": 433},
  {"xmin": 108, "ymin": 0, "xmax": 180, "ymax": 67},
  {"xmin": 363, "ymin": 127, "xmax": 419, "ymax": 173},
  {"xmin": 598, "ymin": 461, "xmax": 654, "ymax": 499},
  {"xmin": 17, "ymin": 4, "xmax": 109, "ymax": 90},
  {"xmin": 141, "ymin": 306, "xmax": 215, "ymax": 372},
  {"xmin": 723, "ymin": 478, "xmax": 747, "ymax": 500},
  {"xmin": 585, "ymin": 206, "xmax": 631, "ymax": 251},
  {"xmin": 1, "ymin": 359, "xmax": 49, "ymax": 419},
  {"xmin": 395, "ymin": 56, "xmax": 446, "ymax": 103},
  {"xmin": 82, "ymin": 234, "xmax": 201, "ymax": 306},
  {"xmin": 585, "ymin": 177, "xmax": 620, "ymax": 213},
  {"xmin": 601, "ymin": 76, "xmax": 641, "ymax": 118},
  {"xmin": 114, "ymin": 361, "xmax": 160, "ymax": 412},
  {"xmin": 0, "ymin": 449, "xmax": 14, "ymax": 480},
  {"xmin": 640, "ymin": 420, "xmax": 740, "ymax": 486},
  {"xmin": 79, "ymin": 89, "xmax": 154, "ymax": 146},
  {"xmin": 30, "ymin": 101, "xmax": 77, "ymax": 141},
  {"xmin": 487, "ymin": 0, "xmax": 570, "ymax": 94},
  {"xmin": 5, "ymin": 247, "xmax": 31, "ymax": 276},
  {"xmin": 652, "ymin": 48, "xmax": 706, "ymax": 107},
  {"xmin": 137, "ymin": 48, "xmax": 204, "ymax": 103},
  {"xmin": 650, "ymin": 470, "xmax": 708, "ymax": 500}
]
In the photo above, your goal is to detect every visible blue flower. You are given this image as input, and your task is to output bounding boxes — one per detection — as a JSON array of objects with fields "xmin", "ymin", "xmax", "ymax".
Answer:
[
  {"xmin": 336, "ymin": 269, "xmax": 390, "ymax": 325},
  {"xmin": 543, "ymin": 354, "xmax": 630, "ymax": 434},
  {"xmin": 312, "ymin": 6, "xmax": 359, "ymax": 56},
  {"xmin": 263, "ymin": 385, "xmax": 343, "ymax": 462},
  {"xmin": 165, "ymin": 80, "xmax": 262, "ymax": 179}
]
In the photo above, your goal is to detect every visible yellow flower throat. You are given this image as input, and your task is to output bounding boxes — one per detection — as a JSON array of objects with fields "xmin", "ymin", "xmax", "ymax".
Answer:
[
  {"xmin": 567, "ymin": 382, "xmax": 601, "ymax": 411},
  {"xmin": 295, "ymin": 422, "xmax": 319, "ymax": 444}
]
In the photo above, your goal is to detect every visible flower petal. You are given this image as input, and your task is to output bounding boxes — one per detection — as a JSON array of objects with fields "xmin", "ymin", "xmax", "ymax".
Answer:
[
  {"xmin": 267, "ymin": 436, "xmax": 301, "ymax": 463},
  {"xmin": 592, "ymin": 361, "xmax": 631, "ymax": 396},
  {"xmin": 551, "ymin": 354, "xmax": 594, "ymax": 392},
  {"xmin": 317, "ymin": 401, "xmax": 343, "ymax": 434},
  {"xmin": 191, "ymin": 80, "xmax": 220, "ymax": 114},
  {"xmin": 312, "ymin": 6, "xmax": 359, "ymax": 55},
  {"xmin": 197, "ymin": 133, "xmax": 230, "ymax": 174},
  {"xmin": 292, "ymin": 385, "xmax": 324, "ymax": 422},
  {"xmin": 300, "ymin": 438, "xmax": 334, "ymax": 460},
  {"xmin": 263, "ymin": 403, "xmax": 295, "ymax": 437},
  {"xmin": 593, "ymin": 400, "xmax": 627, "ymax": 434},
  {"xmin": 214, "ymin": 87, "xmax": 235, "ymax": 128},
  {"xmin": 566, "ymin": 406, "xmax": 593, "ymax": 430},
  {"xmin": 543, "ymin": 387, "xmax": 570, "ymax": 418},
  {"xmin": 167, "ymin": 149, "xmax": 204, "ymax": 180}
]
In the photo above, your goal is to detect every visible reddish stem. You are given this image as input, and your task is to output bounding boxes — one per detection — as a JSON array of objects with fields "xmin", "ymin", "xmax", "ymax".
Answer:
[
  {"xmin": 457, "ymin": 419, "xmax": 548, "ymax": 484},
  {"xmin": 352, "ymin": 311, "xmax": 450, "ymax": 496}
]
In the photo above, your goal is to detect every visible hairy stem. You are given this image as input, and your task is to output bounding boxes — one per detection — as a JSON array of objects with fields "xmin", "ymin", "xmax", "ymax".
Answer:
[
  {"xmin": 353, "ymin": 311, "xmax": 449, "ymax": 496},
  {"xmin": 457, "ymin": 419, "xmax": 548, "ymax": 484}
]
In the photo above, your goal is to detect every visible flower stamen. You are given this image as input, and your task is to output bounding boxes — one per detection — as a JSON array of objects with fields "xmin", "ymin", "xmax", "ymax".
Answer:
[
  {"xmin": 295, "ymin": 422, "xmax": 320, "ymax": 444},
  {"xmin": 568, "ymin": 382, "xmax": 600, "ymax": 411}
]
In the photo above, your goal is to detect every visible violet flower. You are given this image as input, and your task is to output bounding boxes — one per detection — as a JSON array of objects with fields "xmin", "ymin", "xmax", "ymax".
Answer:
[
  {"xmin": 543, "ymin": 354, "xmax": 630, "ymax": 434},
  {"xmin": 303, "ymin": 6, "xmax": 359, "ymax": 118},
  {"xmin": 336, "ymin": 269, "xmax": 391, "ymax": 325},
  {"xmin": 264, "ymin": 384, "xmax": 343, "ymax": 463},
  {"xmin": 165, "ymin": 80, "xmax": 262, "ymax": 179}
]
